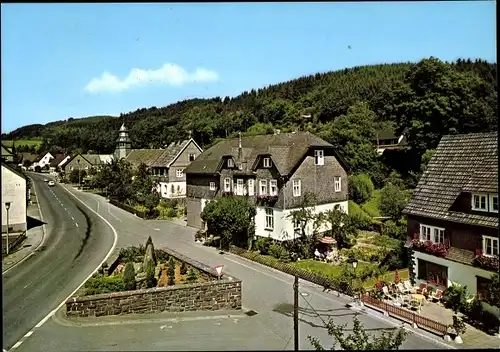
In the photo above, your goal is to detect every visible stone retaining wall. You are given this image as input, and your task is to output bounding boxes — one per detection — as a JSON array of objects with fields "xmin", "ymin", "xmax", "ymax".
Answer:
[{"xmin": 66, "ymin": 247, "xmax": 242, "ymax": 317}]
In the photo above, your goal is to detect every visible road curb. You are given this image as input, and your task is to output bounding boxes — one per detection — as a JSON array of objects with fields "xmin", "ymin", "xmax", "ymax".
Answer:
[{"xmin": 2, "ymin": 175, "xmax": 46, "ymax": 275}]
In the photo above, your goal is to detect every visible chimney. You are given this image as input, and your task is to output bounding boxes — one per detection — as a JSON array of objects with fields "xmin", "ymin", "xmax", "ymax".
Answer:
[
  {"xmin": 274, "ymin": 129, "xmax": 281, "ymax": 135},
  {"xmin": 238, "ymin": 132, "xmax": 242, "ymax": 161},
  {"xmin": 188, "ymin": 130, "xmax": 192, "ymax": 139}
]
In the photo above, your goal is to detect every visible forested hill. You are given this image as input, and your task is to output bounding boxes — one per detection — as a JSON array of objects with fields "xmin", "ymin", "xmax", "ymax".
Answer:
[{"xmin": 3, "ymin": 57, "xmax": 497, "ymax": 165}]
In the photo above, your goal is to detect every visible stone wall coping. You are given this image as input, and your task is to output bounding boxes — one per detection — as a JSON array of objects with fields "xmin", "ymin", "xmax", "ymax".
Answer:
[{"xmin": 67, "ymin": 277, "xmax": 241, "ymax": 304}]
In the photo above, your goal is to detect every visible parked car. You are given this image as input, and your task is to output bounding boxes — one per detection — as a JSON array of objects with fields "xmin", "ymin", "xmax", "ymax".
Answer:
[
  {"xmin": 48, "ymin": 181, "xmax": 55, "ymax": 187},
  {"xmin": 44, "ymin": 179, "xmax": 49, "ymax": 182}
]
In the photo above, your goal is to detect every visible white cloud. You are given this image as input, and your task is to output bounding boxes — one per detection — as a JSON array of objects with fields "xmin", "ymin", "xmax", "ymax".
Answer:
[{"xmin": 84, "ymin": 63, "xmax": 219, "ymax": 94}]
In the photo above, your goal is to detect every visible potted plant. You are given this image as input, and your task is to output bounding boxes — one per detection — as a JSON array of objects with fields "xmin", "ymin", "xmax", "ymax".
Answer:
[{"xmin": 450, "ymin": 315, "xmax": 466, "ymax": 344}]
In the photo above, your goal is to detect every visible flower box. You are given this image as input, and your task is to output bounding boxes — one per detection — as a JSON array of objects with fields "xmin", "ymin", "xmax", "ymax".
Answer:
[
  {"xmin": 411, "ymin": 240, "xmax": 449, "ymax": 257},
  {"xmin": 256, "ymin": 195, "xmax": 278, "ymax": 205},
  {"xmin": 472, "ymin": 255, "xmax": 499, "ymax": 271}
]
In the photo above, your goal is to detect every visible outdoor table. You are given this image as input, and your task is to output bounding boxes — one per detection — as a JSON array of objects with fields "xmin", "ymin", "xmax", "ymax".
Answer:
[{"xmin": 411, "ymin": 293, "xmax": 426, "ymax": 303}]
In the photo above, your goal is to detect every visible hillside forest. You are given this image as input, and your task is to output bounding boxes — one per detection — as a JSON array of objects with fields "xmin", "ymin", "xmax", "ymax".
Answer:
[{"xmin": 3, "ymin": 57, "xmax": 497, "ymax": 186}]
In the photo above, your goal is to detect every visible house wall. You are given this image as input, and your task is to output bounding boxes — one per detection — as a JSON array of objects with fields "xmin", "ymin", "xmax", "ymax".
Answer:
[
  {"xmin": 279, "ymin": 149, "xmax": 348, "ymax": 209},
  {"xmin": 64, "ymin": 155, "xmax": 93, "ymax": 174},
  {"xmin": 158, "ymin": 181, "xmax": 187, "ymax": 198},
  {"xmin": 254, "ymin": 200, "xmax": 348, "ymax": 241},
  {"xmin": 168, "ymin": 141, "xmax": 203, "ymax": 182},
  {"xmin": 37, "ymin": 153, "xmax": 54, "ymax": 168},
  {"xmin": 1, "ymin": 165, "xmax": 27, "ymax": 232},
  {"xmin": 186, "ymin": 174, "xmax": 219, "ymax": 199},
  {"xmin": 413, "ymin": 251, "xmax": 494, "ymax": 296}
]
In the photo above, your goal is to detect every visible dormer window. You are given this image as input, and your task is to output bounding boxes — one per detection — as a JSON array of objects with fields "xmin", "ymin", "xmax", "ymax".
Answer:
[
  {"xmin": 189, "ymin": 153, "xmax": 196, "ymax": 162},
  {"xmin": 263, "ymin": 158, "xmax": 272, "ymax": 168},
  {"xmin": 472, "ymin": 193, "xmax": 488, "ymax": 212},
  {"xmin": 314, "ymin": 150, "xmax": 324, "ymax": 166},
  {"xmin": 227, "ymin": 158, "xmax": 234, "ymax": 168}
]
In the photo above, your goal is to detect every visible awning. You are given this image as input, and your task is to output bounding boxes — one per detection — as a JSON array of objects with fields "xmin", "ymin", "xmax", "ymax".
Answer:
[{"xmin": 320, "ymin": 236, "xmax": 337, "ymax": 244}]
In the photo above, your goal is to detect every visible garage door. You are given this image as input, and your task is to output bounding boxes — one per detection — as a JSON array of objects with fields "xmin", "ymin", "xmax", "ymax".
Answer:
[{"xmin": 186, "ymin": 197, "xmax": 202, "ymax": 229}]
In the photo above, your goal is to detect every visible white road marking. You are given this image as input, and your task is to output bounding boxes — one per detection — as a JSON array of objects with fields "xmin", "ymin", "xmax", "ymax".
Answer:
[
  {"xmin": 155, "ymin": 228, "xmax": 160, "ymax": 231},
  {"xmin": 107, "ymin": 203, "xmax": 123, "ymax": 222},
  {"xmin": 23, "ymin": 284, "xmax": 28, "ymax": 289},
  {"xmin": 71, "ymin": 217, "xmax": 75, "ymax": 221},
  {"xmin": 8, "ymin": 185, "xmax": 119, "ymax": 349},
  {"xmin": 75, "ymin": 223, "xmax": 79, "ymax": 228},
  {"xmin": 3, "ymin": 176, "xmax": 47, "ymax": 275},
  {"xmin": 95, "ymin": 199, "xmax": 100, "ymax": 212},
  {"xmin": 24, "ymin": 331, "xmax": 33, "ymax": 338}
]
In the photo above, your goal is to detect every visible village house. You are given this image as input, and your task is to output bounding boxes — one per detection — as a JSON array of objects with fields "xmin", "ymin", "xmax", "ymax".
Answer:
[
  {"xmin": 403, "ymin": 132, "xmax": 498, "ymax": 298},
  {"xmin": 1, "ymin": 162, "xmax": 27, "ymax": 233},
  {"xmin": 19, "ymin": 152, "xmax": 38, "ymax": 168},
  {"xmin": 64, "ymin": 153, "xmax": 114, "ymax": 174},
  {"xmin": 1, "ymin": 144, "xmax": 14, "ymax": 163},
  {"xmin": 115, "ymin": 124, "xmax": 203, "ymax": 198},
  {"xmin": 34, "ymin": 151, "xmax": 54, "ymax": 169},
  {"xmin": 373, "ymin": 127, "xmax": 408, "ymax": 155},
  {"xmin": 184, "ymin": 131, "xmax": 349, "ymax": 241},
  {"xmin": 48, "ymin": 153, "xmax": 71, "ymax": 173}
]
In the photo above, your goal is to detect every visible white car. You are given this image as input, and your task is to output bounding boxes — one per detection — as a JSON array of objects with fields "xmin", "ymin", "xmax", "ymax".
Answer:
[
  {"xmin": 44, "ymin": 179, "xmax": 49, "ymax": 182},
  {"xmin": 48, "ymin": 181, "xmax": 55, "ymax": 187}
]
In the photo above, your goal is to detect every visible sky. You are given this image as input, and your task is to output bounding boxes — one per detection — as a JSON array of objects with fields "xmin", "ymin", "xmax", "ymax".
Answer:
[{"xmin": 1, "ymin": 2, "xmax": 496, "ymax": 134}]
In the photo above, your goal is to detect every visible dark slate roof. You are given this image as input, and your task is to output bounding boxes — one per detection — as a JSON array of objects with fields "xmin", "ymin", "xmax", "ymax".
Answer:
[
  {"xmin": 49, "ymin": 154, "xmax": 68, "ymax": 167},
  {"xmin": 403, "ymin": 132, "xmax": 498, "ymax": 228},
  {"xmin": 151, "ymin": 140, "xmax": 192, "ymax": 168},
  {"xmin": 125, "ymin": 139, "xmax": 195, "ymax": 169},
  {"xmin": 81, "ymin": 154, "xmax": 114, "ymax": 166},
  {"xmin": 184, "ymin": 132, "xmax": 333, "ymax": 176},
  {"xmin": 20, "ymin": 153, "xmax": 38, "ymax": 163}
]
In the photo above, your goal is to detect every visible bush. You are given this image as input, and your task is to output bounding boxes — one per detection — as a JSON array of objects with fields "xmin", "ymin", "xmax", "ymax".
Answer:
[
  {"xmin": 340, "ymin": 247, "xmax": 387, "ymax": 263},
  {"xmin": 119, "ymin": 246, "xmax": 145, "ymax": 262},
  {"xmin": 442, "ymin": 283, "xmax": 468, "ymax": 313},
  {"xmin": 167, "ymin": 258, "xmax": 176, "ymax": 285},
  {"xmin": 180, "ymin": 261, "xmax": 188, "ymax": 275},
  {"xmin": 255, "ymin": 236, "xmax": 273, "ymax": 255},
  {"xmin": 186, "ymin": 268, "xmax": 198, "ymax": 282},
  {"xmin": 123, "ymin": 262, "xmax": 136, "ymax": 291},
  {"xmin": 349, "ymin": 173, "xmax": 374, "ymax": 204},
  {"xmin": 176, "ymin": 205, "xmax": 186, "ymax": 218},
  {"xmin": 380, "ymin": 219, "xmax": 407, "ymax": 240},
  {"xmin": 159, "ymin": 199, "xmax": 179, "ymax": 209},
  {"xmin": 134, "ymin": 204, "xmax": 148, "ymax": 214},
  {"xmin": 269, "ymin": 243, "xmax": 290, "ymax": 261},
  {"xmin": 84, "ymin": 275, "xmax": 124, "ymax": 295},
  {"xmin": 348, "ymin": 201, "xmax": 374, "ymax": 230},
  {"xmin": 154, "ymin": 249, "xmax": 170, "ymax": 263},
  {"xmin": 378, "ymin": 183, "xmax": 409, "ymax": 220},
  {"xmin": 144, "ymin": 260, "xmax": 157, "ymax": 288}
]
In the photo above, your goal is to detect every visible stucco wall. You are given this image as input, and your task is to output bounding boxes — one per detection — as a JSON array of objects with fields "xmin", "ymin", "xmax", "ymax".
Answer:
[
  {"xmin": 1, "ymin": 165, "xmax": 27, "ymax": 232},
  {"xmin": 413, "ymin": 250, "xmax": 494, "ymax": 295}
]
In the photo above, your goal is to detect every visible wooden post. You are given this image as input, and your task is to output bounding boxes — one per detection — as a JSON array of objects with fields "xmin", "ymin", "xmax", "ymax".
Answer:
[{"xmin": 294, "ymin": 275, "xmax": 299, "ymax": 351}]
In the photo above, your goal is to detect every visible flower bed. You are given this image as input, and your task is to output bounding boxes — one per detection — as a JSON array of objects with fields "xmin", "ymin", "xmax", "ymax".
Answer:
[
  {"xmin": 256, "ymin": 195, "xmax": 278, "ymax": 206},
  {"xmin": 411, "ymin": 240, "xmax": 449, "ymax": 257}
]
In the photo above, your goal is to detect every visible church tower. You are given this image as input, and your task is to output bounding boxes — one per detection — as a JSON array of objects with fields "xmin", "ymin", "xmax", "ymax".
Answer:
[{"xmin": 114, "ymin": 123, "xmax": 132, "ymax": 159}]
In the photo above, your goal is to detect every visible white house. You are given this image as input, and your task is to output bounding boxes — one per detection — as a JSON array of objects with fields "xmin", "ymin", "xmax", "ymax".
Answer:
[
  {"xmin": 1, "ymin": 162, "xmax": 27, "ymax": 233},
  {"xmin": 35, "ymin": 152, "xmax": 54, "ymax": 169}
]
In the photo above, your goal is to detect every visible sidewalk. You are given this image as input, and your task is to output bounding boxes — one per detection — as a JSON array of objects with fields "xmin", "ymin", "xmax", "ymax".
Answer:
[{"xmin": 2, "ymin": 193, "xmax": 45, "ymax": 273}]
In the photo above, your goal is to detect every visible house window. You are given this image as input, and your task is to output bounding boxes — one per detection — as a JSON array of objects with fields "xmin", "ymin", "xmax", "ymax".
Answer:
[
  {"xmin": 263, "ymin": 157, "xmax": 272, "ymax": 168},
  {"xmin": 260, "ymin": 180, "xmax": 267, "ymax": 195},
  {"xmin": 176, "ymin": 169, "xmax": 183, "ymax": 178},
  {"xmin": 293, "ymin": 219, "xmax": 301, "ymax": 231},
  {"xmin": 237, "ymin": 179, "xmax": 244, "ymax": 195},
  {"xmin": 224, "ymin": 178, "xmax": 231, "ymax": 192},
  {"xmin": 334, "ymin": 177, "xmax": 341, "ymax": 192},
  {"xmin": 490, "ymin": 194, "xmax": 498, "ymax": 213},
  {"xmin": 209, "ymin": 182, "xmax": 216, "ymax": 191},
  {"xmin": 483, "ymin": 236, "xmax": 499, "ymax": 257},
  {"xmin": 314, "ymin": 150, "xmax": 324, "ymax": 166},
  {"xmin": 189, "ymin": 153, "xmax": 196, "ymax": 162},
  {"xmin": 265, "ymin": 207, "xmax": 274, "ymax": 230},
  {"xmin": 248, "ymin": 179, "xmax": 255, "ymax": 196},
  {"xmin": 292, "ymin": 179, "xmax": 301, "ymax": 197},
  {"xmin": 420, "ymin": 224, "xmax": 445, "ymax": 244},
  {"xmin": 227, "ymin": 159, "xmax": 234, "ymax": 168},
  {"xmin": 269, "ymin": 180, "xmax": 278, "ymax": 196},
  {"xmin": 472, "ymin": 194, "xmax": 487, "ymax": 211}
]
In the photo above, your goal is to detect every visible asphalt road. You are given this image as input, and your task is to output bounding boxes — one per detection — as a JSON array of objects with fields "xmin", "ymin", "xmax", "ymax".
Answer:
[
  {"xmin": 10, "ymin": 185, "xmax": 455, "ymax": 351},
  {"xmin": 2, "ymin": 174, "xmax": 115, "ymax": 350}
]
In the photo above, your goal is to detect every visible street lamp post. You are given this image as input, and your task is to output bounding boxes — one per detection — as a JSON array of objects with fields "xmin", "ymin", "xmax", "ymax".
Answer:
[
  {"xmin": 5, "ymin": 202, "xmax": 11, "ymax": 256},
  {"xmin": 77, "ymin": 159, "xmax": 81, "ymax": 189},
  {"xmin": 351, "ymin": 258, "xmax": 358, "ymax": 304}
]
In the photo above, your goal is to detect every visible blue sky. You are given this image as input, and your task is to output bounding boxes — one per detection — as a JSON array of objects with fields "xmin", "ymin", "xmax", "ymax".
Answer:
[{"xmin": 1, "ymin": 2, "xmax": 496, "ymax": 134}]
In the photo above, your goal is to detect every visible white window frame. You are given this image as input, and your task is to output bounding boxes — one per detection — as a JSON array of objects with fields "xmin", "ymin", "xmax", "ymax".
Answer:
[
  {"xmin": 227, "ymin": 158, "xmax": 234, "ymax": 168},
  {"xmin": 472, "ymin": 193, "xmax": 488, "ymax": 212},
  {"xmin": 419, "ymin": 224, "xmax": 445, "ymax": 244},
  {"xmin": 314, "ymin": 150, "xmax": 324, "ymax": 166},
  {"xmin": 265, "ymin": 207, "xmax": 274, "ymax": 230},
  {"xmin": 209, "ymin": 182, "xmax": 216, "ymax": 191},
  {"xmin": 259, "ymin": 180, "xmax": 268, "ymax": 195},
  {"xmin": 189, "ymin": 153, "xmax": 196, "ymax": 162},
  {"xmin": 236, "ymin": 179, "xmax": 244, "ymax": 195},
  {"xmin": 263, "ymin": 157, "xmax": 272, "ymax": 168},
  {"xmin": 489, "ymin": 194, "xmax": 498, "ymax": 213},
  {"xmin": 292, "ymin": 179, "xmax": 301, "ymax": 197},
  {"xmin": 334, "ymin": 176, "xmax": 341, "ymax": 192},
  {"xmin": 483, "ymin": 235, "xmax": 499, "ymax": 257},
  {"xmin": 293, "ymin": 218, "xmax": 301, "ymax": 231},
  {"xmin": 248, "ymin": 179, "xmax": 255, "ymax": 196},
  {"xmin": 224, "ymin": 178, "xmax": 231, "ymax": 192},
  {"xmin": 269, "ymin": 179, "xmax": 278, "ymax": 196},
  {"xmin": 176, "ymin": 169, "xmax": 183, "ymax": 178}
]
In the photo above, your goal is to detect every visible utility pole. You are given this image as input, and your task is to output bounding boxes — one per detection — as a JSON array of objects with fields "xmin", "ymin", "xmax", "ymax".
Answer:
[{"xmin": 293, "ymin": 275, "xmax": 299, "ymax": 351}]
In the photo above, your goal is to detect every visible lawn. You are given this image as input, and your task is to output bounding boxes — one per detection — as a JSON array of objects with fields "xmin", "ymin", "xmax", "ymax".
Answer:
[
  {"xmin": 3, "ymin": 139, "xmax": 42, "ymax": 149},
  {"xmin": 361, "ymin": 189, "xmax": 382, "ymax": 217},
  {"xmin": 357, "ymin": 231, "xmax": 400, "ymax": 250}
]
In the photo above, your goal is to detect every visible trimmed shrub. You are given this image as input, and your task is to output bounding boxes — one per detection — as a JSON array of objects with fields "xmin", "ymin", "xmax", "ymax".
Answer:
[
  {"xmin": 180, "ymin": 261, "xmax": 188, "ymax": 275},
  {"xmin": 255, "ymin": 236, "xmax": 273, "ymax": 255},
  {"xmin": 348, "ymin": 173, "xmax": 374, "ymax": 204},
  {"xmin": 119, "ymin": 245, "xmax": 145, "ymax": 262},
  {"xmin": 84, "ymin": 275, "xmax": 124, "ymax": 295},
  {"xmin": 167, "ymin": 258, "xmax": 176, "ymax": 285},
  {"xmin": 186, "ymin": 268, "xmax": 198, "ymax": 282},
  {"xmin": 145, "ymin": 260, "xmax": 157, "ymax": 288},
  {"xmin": 123, "ymin": 262, "xmax": 136, "ymax": 291}
]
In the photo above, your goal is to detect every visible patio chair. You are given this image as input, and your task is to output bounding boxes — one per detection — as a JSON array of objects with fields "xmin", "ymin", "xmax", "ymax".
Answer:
[
  {"xmin": 382, "ymin": 286, "xmax": 392, "ymax": 299},
  {"xmin": 416, "ymin": 282, "xmax": 427, "ymax": 294},
  {"xmin": 396, "ymin": 282, "xmax": 410, "ymax": 294},
  {"xmin": 430, "ymin": 289, "xmax": 443, "ymax": 302},
  {"xmin": 403, "ymin": 280, "xmax": 414, "ymax": 293}
]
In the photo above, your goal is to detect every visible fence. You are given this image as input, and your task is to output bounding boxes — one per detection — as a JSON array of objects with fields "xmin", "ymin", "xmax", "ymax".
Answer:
[
  {"xmin": 361, "ymin": 294, "xmax": 449, "ymax": 336},
  {"xmin": 229, "ymin": 245, "xmax": 354, "ymax": 296},
  {"xmin": 108, "ymin": 198, "xmax": 146, "ymax": 219}
]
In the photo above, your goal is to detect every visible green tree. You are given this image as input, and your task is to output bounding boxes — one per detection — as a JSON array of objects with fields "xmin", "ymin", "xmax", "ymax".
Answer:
[
  {"xmin": 201, "ymin": 196, "xmax": 256, "ymax": 249},
  {"xmin": 487, "ymin": 273, "xmax": 500, "ymax": 308},
  {"xmin": 308, "ymin": 315, "xmax": 409, "ymax": 350},
  {"xmin": 133, "ymin": 163, "xmax": 159, "ymax": 210},
  {"xmin": 378, "ymin": 183, "xmax": 409, "ymax": 220},
  {"xmin": 167, "ymin": 257, "xmax": 176, "ymax": 286},
  {"xmin": 123, "ymin": 262, "xmax": 136, "ymax": 291},
  {"xmin": 94, "ymin": 158, "xmax": 134, "ymax": 202},
  {"xmin": 320, "ymin": 208, "xmax": 357, "ymax": 249},
  {"xmin": 420, "ymin": 149, "xmax": 436, "ymax": 173},
  {"xmin": 348, "ymin": 173, "xmax": 374, "ymax": 204},
  {"xmin": 145, "ymin": 260, "xmax": 157, "ymax": 289},
  {"xmin": 186, "ymin": 268, "xmax": 198, "ymax": 282},
  {"xmin": 68, "ymin": 169, "xmax": 87, "ymax": 184}
]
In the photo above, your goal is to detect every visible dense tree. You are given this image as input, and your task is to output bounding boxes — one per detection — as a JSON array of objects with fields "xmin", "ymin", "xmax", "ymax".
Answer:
[
  {"xmin": 348, "ymin": 173, "xmax": 375, "ymax": 204},
  {"xmin": 379, "ymin": 183, "xmax": 409, "ymax": 220},
  {"xmin": 318, "ymin": 208, "xmax": 358, "ymax": 249},
  {"xmin": 308, "ymin": 315, "xmax": 409, "ymax": 350},
  {"xmin": 132, "ymin": 163, "xmax": 160, "ymax": 211},
  {"xmin": 93, "ymin": 159, "xmax": 134, "ymax": 203}
]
